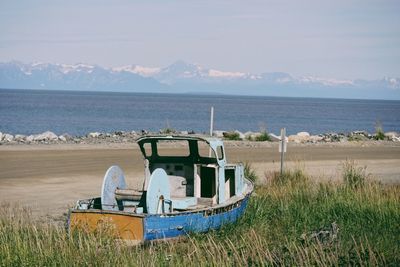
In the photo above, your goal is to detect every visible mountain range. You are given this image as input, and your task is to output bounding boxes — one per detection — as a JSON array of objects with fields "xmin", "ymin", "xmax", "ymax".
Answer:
[{"xmin": 0, "ymin": 60, "xmax": 399, "ymax": 99}]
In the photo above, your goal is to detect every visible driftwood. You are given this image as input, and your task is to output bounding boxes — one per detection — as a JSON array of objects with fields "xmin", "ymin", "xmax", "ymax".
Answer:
[{"xmin": 300, "ymin": 222, "xmax": 339, "ymax": 244}]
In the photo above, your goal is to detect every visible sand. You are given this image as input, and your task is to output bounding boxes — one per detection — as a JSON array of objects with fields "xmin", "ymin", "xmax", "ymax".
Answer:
[{"xmin": 0, "ymin": 141, "xmax": 399, "ymax": 217}]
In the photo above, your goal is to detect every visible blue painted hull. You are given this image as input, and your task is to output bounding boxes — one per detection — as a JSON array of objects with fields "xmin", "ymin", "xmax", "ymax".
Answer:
[
  {"xmin": 143, "ymin": 193, "xmax": 251, "ymax": 241},
  {"xmin": 69, "ymin": 183, "xmax": 253, "ymax": 242}
]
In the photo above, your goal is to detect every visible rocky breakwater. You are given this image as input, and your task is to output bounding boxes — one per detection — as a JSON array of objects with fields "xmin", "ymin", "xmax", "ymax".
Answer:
[
  {"xmin": 213, "ymin": 130, "xmax": 400, "ymax": 143},
  {"xmin": 0, "ymin": 129, "xmax": 197, "ymax": 145},
  {"xmin": 0, "ymin": 130, "xmax": 140, "ymax": 145},
  {"xmin": 283, "ymin": 130, "xmax": 399, "ymax": 143},
  {"xmin": 0, "ymin": 129, "xmax": 399, "ymax": 145}
]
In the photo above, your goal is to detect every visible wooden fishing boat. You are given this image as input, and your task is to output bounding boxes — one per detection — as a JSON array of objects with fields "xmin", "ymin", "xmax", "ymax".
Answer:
[{"xmin": 67, "ymin": 135, "xmax": 253, "ymax": 243}]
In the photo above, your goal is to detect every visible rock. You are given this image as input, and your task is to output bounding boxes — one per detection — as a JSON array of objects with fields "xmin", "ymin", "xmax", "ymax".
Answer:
[
  {"xmin": 26, "ymin": 135, "xmax": 35, "ymax": 142},
  {"xmin": 384, "ymin": 131, "xmax": 400, "ymax": 142},
  {"xmin": 33, "ymin": 131, "xmax": 58, "ymax": 141},
  {"xmin": 348, "ymin": 131, "xmax": 370, "ymax": 141},
  {"xmin": 288, "ymin": 135, "xmax": 301, "ymax": 143},
  {"xmin": 3, "ymin": 134, "xmax": 14, "ymax": 142},
  {"xmin": 385, "ymin": 131, "xmax": 399, "ymax": 140},
  {"xmin": 309, "ymin": 135, "xmax": 323, "ymax": 143},
  {"xmin": 322, "ymin": 132, "xmax": 342, "ymax": 142},
  {"xmin": 269, "ymin": 133, "xmax": 282, "ymax": 142},
  {"xmin": 212, "ymin": 130, "xmax": 225, "ymax": 138},
  {"xmin": 244, "ymin": 131, "xmax": 260, "ymax": 141},
  {"xmin": 58, "ymin": 135, "xmax": 67, "ymax": 142},
  {"xmin": 88, "ymin": 132, "xmax": 101, "ymax": 138},
  {"xmin": 14, "ymin": 134, "xmax": 26, "ymax": 142},
  {"xmin": 61, "ymin": 133, "xmax": 73, "ymax": 141},
  {"xmin": 351, "ymin": 131, "xmax": 369, "ymax": 137},
  {"xmin": 46, "ymin": 132, "xmax": 59, "ymax": 141},
  {"xmin": 234, "ymin": 130, "xmax": 245, "ymax": 140},
  {"xmin": 244, "ymin": 131, "xmax": 254, "ymax": 136},
  {"xmin": 348, "ymin": 134, "xmax": 368, "ymax": 142},
  {"xmin": 288, "ymin": 132, "xmax": 311, "ymax": 143},
  {"xmin": 297, "ymin": 131, "xmax": 310, "ymax": 137},
  {"xmin": 0, "ymin": 132, "xmax": 3, "ymax": 141}
]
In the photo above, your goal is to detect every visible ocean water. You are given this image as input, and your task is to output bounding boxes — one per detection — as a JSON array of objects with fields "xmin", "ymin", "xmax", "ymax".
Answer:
[{"xmin": 0, "ymin": 89, "xmax": 399, "ymax": 136}]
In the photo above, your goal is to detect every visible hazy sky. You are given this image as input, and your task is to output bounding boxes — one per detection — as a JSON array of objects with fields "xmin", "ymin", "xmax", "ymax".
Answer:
[{"xmin": 0, "ymin": 0, "xmax": 399, "ymax": 79}]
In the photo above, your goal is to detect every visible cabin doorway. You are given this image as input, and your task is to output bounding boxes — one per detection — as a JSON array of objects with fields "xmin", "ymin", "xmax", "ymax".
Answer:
[{"xmin": 199, "ymin": 165, "xmax": 216, "ymax": 198}]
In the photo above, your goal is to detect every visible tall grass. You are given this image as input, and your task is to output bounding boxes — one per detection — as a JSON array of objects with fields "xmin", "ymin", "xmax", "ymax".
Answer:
[
  {"xmin": 1, "ymin": 164, "xmax": 399, "ymax": 266},
  {"xmin": 244, "ymin": 162, "xmax": 258, "ymax": 183},
  {"xmin": 254, "ymin": 131, "xmax": 272, "ymax": 141},
  {"xmin": 223, "ymin": 131, "xmax": 242, "ymax": 141},
  {"xmin": 342, "ymin": 159, "xmax": 369, "ymax": 188},
  {"xmin": 374, "ymin": 121, "xmax": 386, "ymax": 140}
]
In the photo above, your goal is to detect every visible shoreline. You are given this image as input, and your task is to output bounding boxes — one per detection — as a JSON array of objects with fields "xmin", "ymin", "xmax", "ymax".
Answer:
[
  {"xmin": 0, "ymin": 139, "xmax": 399, "ymax": 152},
  {"xmin": 1, "ymin": 129, "xmax": 399, "ymax": 147}
]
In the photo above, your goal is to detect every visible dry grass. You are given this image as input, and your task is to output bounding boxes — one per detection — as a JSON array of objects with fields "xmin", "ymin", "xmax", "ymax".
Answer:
[{"xmin": 1, "ymin": 162, "xmax": 399, "ymax": 266}]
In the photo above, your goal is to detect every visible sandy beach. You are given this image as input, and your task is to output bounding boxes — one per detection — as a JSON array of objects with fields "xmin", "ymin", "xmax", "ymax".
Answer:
[{"xmin": 1, "ymin": 141, "xmax": 399, "ymax": 217}]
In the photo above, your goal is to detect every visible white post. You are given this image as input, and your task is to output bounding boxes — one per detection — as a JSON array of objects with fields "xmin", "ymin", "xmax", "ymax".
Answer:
[
  {"xmin": 209, "ymin": 106, "xmax": 214, "ymax": 136},
  {"xmin": 280, "ymin": 128, "xmax": 286, "ymax": 175},
  {"xmin": 209, "ymin": 106, "xmax": 214, "ymax": 157}
]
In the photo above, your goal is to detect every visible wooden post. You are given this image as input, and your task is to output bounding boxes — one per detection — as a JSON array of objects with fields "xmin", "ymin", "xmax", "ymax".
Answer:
[{"xmin": 280, "ymin": 128, "xmax": 286, "ymax": 175}]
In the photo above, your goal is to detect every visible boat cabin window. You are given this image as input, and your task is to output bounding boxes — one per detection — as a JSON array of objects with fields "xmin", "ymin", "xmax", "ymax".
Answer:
[
  {"xmin": 156, "ymin": 140, "xmax": 190, "ymax": 157},
  {"xmin": 143, "ymin": 143, "xmax": 152, "ymax": 157},
  {"xmin": 198, "ymin": 141, "xmax": 217, "ymax": 159},
  {"xmin": 217, "ymin": 146, "xmax": 224, "ymax": 160}
]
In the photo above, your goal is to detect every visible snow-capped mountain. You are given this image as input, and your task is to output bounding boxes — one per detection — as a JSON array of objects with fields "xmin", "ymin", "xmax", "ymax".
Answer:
[
  {"xmin": 0, "ymin": 61, "xmax": 166, "ymax": 92},
  {"xmin": 112, "ymin": 65, "xmax": 160, "ymax": 77},
  {"xmin": 0, "ymin": 60, "xmax": 399, "ymax": 99},
  {"xmin": 145, "ymin": 60, "xmax": 254, "ymax": 84},
  {"xmin": 111, "ymin": 60, "xmax": 399, "ymax": 90}
]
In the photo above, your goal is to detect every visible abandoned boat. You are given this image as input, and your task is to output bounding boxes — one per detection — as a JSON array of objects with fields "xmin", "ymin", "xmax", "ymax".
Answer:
[{"xmin": 68, "ymin": 135, "xmax": 253, "ymax": 243}]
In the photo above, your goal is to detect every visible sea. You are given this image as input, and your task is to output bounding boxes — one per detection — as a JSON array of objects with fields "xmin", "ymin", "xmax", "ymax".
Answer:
[{"xmin": 1, "ymin": 89, "xmax": 399, "ymax": 136}]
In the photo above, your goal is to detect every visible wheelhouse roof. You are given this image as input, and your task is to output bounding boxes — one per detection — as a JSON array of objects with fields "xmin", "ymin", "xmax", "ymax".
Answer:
[{"xmin": 136, "ymin": 135, "xmax": 221, "ymax": 144}]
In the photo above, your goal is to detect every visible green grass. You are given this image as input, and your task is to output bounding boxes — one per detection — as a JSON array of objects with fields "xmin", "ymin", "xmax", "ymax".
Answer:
[
  {"xmin": 223, "ymin": 131, "xmax": 242, "ymax": 141},
  {"xmin": 245, "ymin": 131, "xmax": 272, "ymax": 142},
  {"xmin": 374, "ymin": 121, "xmax": 386, "ymax": 140},
  {"xmin": 254, "ymin": 131, "xmax": 272, "ymax": 142},
  {"xmin": 244, "ymin": 162, "xmax": 258, "ymax": 183},
  {"xmin": 342, "ymin": 160, "xmax": 369, "ymax": 188},
  {"xmin": 348, "ymin": 135, "xmax": 364, "ymax": 142},
  {"xmin": 1, "ymin": 164, "xmax": 399, "ymax": 266},
  {"xmin": 160, "ymin": 127, "xmax": 177, "ymax": 134}
]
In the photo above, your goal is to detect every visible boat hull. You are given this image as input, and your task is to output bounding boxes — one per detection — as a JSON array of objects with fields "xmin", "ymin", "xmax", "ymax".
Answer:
[{"xmin": 69, "ymin": 192, "xmax": 251, "ymax": 243}]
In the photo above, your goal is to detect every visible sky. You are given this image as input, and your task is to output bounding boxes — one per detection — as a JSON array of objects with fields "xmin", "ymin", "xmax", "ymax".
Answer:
[{"xmin": 0, "ymin": 0, "xmax": 399, "ymax": 80}]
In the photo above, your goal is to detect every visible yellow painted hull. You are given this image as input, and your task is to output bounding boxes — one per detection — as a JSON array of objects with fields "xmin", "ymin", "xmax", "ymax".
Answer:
[{"xmin": 69, "ymin": 211, "xmax": 144, "ymax": 242}]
